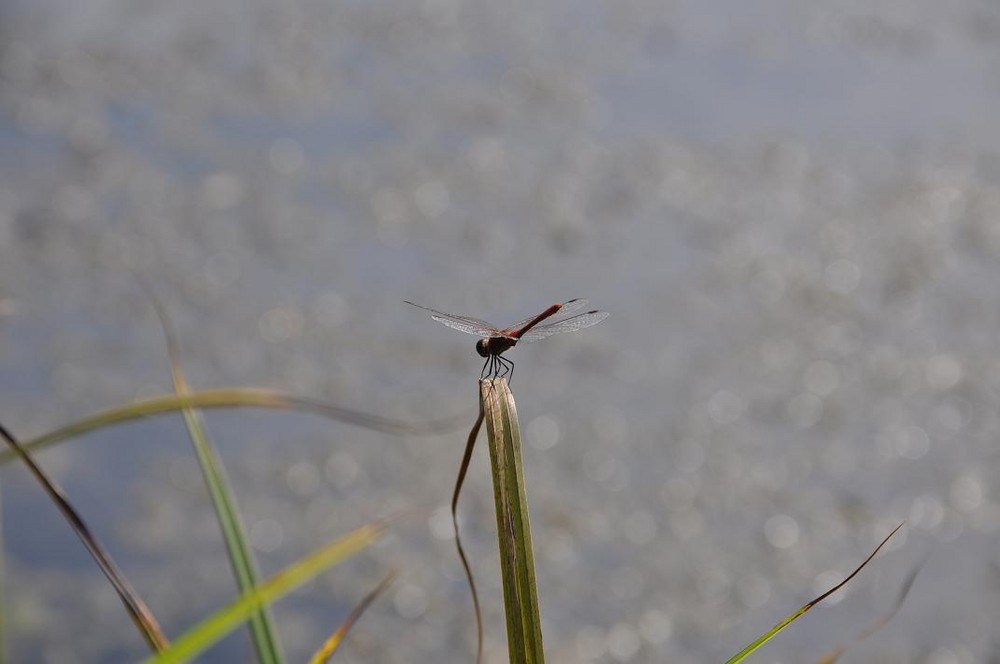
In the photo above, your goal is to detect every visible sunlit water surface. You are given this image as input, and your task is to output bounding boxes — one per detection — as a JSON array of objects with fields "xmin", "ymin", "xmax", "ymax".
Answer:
[{"xmin": 1, "ymin": 2, "xmax": 999, "ymax": 662}]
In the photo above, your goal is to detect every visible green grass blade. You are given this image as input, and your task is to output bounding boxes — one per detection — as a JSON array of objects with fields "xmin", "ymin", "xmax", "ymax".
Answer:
[
  {"xmin": 144, "ymin": 521, "xmax": 383, "ymax": 664},
  {"xmin": 177, "ymin": 404, "xmax": 283, "ymax": 662},
  {"xmin": 725, "ymin": 522, "xmax": 904, "ymax": 664},
  {"xmin": 0, "ymin": 388, "xmax": 464, "ymax": 466},
  {"xmin": 481, "ymin": 378, "xmax": 545, "ymax": 664},
  {"xmin": 150, "ymin": 298, "xmax": 283, "ymax": 664}
]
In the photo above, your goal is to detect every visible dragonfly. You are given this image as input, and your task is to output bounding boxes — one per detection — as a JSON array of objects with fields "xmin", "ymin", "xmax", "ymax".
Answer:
[{"xmin": 405, "ymin": 298, "xmax": 609, "ymax": 381}]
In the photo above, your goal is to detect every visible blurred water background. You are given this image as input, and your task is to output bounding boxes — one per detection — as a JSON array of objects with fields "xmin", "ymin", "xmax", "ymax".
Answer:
[{"xmin": 1, "ymin": 1, "xmax": 999, "ymax": 662}]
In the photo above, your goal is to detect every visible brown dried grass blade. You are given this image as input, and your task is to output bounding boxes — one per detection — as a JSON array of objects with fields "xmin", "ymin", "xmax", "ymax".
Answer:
[
  {"xmin": 307, "ymin": 570, "xmax": 398, "ymax": 664},
  {"xmin": 0, "ymin": 421, "xmax": 169, "ymax": 651}
]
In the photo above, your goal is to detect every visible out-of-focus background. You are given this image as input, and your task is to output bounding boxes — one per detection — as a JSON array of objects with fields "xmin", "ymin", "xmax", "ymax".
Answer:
[{"xmin": 1, "ymin": 1, "xmax": 999, "ymax": 662}]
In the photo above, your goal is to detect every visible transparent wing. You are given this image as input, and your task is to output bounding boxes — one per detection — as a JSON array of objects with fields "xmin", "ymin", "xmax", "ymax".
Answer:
[
  {"xmin": 404, "ymin": 301, "xmax": 505, "ymax": 337},
  {"xmin": 518, "ymin": 310, "xmax": 609, "ymax": 342},
  {"xmin": 502, "ymin": 298, "xmax": 589, "ymax": 335}
]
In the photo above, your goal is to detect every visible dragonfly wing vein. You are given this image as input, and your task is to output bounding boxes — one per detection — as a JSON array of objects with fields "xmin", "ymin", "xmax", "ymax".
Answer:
[{"xmin": 517, "ymin": 310, "xmax": 609, "ymax": 342}]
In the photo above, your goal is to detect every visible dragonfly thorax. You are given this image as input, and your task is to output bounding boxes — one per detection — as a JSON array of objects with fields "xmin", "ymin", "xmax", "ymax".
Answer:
[{"xmin": 477, "ymin": 336, "xmax": 517, "ymax": 357}]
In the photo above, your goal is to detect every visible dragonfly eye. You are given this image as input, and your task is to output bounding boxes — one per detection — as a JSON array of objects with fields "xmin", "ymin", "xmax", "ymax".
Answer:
[{"xmin": 476, "ymin": 338, "xmax": 490, "ymax": 357}]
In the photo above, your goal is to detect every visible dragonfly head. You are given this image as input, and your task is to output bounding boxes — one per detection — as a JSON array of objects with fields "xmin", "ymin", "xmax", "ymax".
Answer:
[{"xmin": 476, "ymin": 338, "xmax": 491, "ymax": 357}]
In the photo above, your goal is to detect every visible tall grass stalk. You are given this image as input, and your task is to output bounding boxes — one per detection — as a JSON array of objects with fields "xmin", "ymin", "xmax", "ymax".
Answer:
[
  {"xmin": 481, "ymin": 378, "xmax": 544, "ymax": 664},
  {"xmin": 152, "ymin": 300, "xmax": 283, "ymax": 663}
]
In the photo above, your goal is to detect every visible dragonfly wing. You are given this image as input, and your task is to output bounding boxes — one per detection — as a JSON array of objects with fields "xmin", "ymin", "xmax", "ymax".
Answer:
[
  {"xmin": 430, "ymin": 314, "xmax": 500, "ymax": 336},
  {"xmin": 517, "ymin": 310, "xmax": 609, "ymax": 342},
  {"xmin": 405, "ymin": 301, "xmax": 502, "ymax": 337}
]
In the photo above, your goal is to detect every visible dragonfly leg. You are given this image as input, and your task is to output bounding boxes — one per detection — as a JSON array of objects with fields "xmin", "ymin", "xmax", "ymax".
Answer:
[{"xmin": 498, "ymin": 355, "xmax": 514, "ymax": 384}]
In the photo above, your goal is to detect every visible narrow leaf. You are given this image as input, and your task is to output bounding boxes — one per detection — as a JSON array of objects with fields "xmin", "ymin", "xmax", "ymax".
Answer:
[
  {"xmin": 726, "ymin": 522, "xmax": 905, "ymax": 664},
  {"xmin": 0, "ymin": 421, "xmax": 169, "ymax": 651},
  {"xmin": 452, "ymin": 387, "xmax": 487, "ymax": 664},
  {"xmin": 0, "ymin": 389, "xmax": 465, "ymax": 466},
  {"xmin": 308, "ymin": 569, "xmax": 398, "ymax": 664},
  {"xmin": 814, "ymin": 559, "xmax": 922, "ymax": 664},
  {"xmin": 145, "ymin": 521, "xmax": 383, "ymax": 664},
  {"xmin": 481, "ymin": 378, "xmax": 545, "ymax": 664},
  {"xmin": 150, "ymin": 297, "xmax": 283, "ymax": 663}
]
